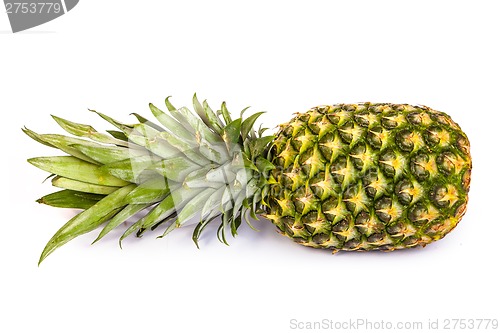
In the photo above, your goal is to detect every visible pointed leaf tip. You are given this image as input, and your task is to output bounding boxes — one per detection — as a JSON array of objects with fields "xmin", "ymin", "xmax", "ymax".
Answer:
[
  {"xmin": 241, "ymin": 111, "xmax": 265, "ymax": 139},
  {"xmin": 220, "ymin": 101, "xmax": 232, "ymax": 125},
  {"xmin": 165, "ymin": 96, "xmax": 176, "ymax": 111},
  {"xmin": 37, "ymin": 185, "xmax": 135, "ymax": 264}
]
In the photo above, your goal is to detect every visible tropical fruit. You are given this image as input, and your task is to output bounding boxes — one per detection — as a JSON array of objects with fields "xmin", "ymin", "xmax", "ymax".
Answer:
[
  {"xmin": 24, "ymin": 96, "xmax": 472, "ymax": 263},
  {"xmin": 266, "ymin": 103, "xmax": 471, "ymax": 252}
]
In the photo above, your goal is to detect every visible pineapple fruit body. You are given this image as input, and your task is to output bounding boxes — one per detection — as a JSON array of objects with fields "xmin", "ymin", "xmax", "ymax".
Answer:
[
  {"xmin": 266, "ymin": 103, "xmax": 471, "ymax": 251},
  {"xmin": 25, "ymin": 96, "xmax": 471, "ymax": 263}
]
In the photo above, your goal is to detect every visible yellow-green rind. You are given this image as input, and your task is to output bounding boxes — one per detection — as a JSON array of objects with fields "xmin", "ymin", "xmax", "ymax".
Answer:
[{"xmin": 265, "ymin": 103, "xmax": 471, "ymax": 252}]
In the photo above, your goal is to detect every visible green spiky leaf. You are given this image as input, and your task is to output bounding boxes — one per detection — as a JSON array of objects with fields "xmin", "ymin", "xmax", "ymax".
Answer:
[
  {"xmin": 149, "ymin": 103, "xmax": 194, "ymax": 142},
  {"xmin": 220, "ymin": 101, "xmax": 232, "ymax": 125},
  {"xmin": 52, "ymin": 176, "xmax": 120, "ymax": 195},
  {"xmin": 36, "ymin": 190, "xmax": 105, "ymax": 209},
  {"xmin": 93, "ymin": 203, "xmax": 149, "ymax": 243},
  {"xmin": 130, "ymin": 113, "xmax": 166, "ymax": 132},
  {"xmin": 25, "ymin": 94, "xmax": 277, "ymax": 262},
  {"xmin": 223, "ymin": 118, "xmax": 242, "ymax": 147},
  {"xmin": 241, "ymin": 112, "xmax": 265, "ymax": 139},
  {"xmin": 39, "ymin": 184, "xmax": 136, "ymax": 264},
  {"xmin": 28, "ymin": 156, "xmax": 130, "ymax": 187},
  {"xmin": 202, "ymin": 100, "xmax": 224, "ymax": 133}
]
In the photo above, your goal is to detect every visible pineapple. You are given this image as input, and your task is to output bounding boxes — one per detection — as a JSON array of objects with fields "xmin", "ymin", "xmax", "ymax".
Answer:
[
  {"xmin": 24, "ymin": 96, "xmax": 471, "ymax": 263},
  {"xmin": 267, "ymin": 103, "xmax": 471, "ymax": 251}
]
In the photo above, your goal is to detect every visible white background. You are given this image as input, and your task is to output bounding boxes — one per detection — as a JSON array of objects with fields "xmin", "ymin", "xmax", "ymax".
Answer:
[{"xmin": 1, "ymin": 1, "xmax": 499, "ymax": 332}]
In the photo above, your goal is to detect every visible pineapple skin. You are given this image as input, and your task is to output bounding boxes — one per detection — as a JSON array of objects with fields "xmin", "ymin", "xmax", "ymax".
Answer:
[{"xmin": 265, "ymin": 103, "xmax": 471, "ymax": 251}]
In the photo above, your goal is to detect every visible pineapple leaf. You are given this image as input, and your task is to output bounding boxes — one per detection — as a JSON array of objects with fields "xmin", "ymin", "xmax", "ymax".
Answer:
[
  {"xmin": 51, "ymin": 115, "xmax": 133, "ymax": 147},
  {"xmin": 164, "ymin": 96, "xmax": 177, "ymax": 111},
  {"xmin": 231, "ymin": 214, "xmax": 242, "ymax": 237},
  {"xmin": 128, "ymin": 124, "xmax": 179, "ymax": 159},
  {"xmin": 119, "ymin": 201, "xmax": 175, "ymax": 243},
  {"xmin": 122, "ymin": 187, "xmax": 202, "ymax": 241},
  {"xmin": 251, "ymin": 135, "xmax": 275, "ymax": 156},
  {"xmin": 192, "ymin": 93, "xmax": 212, "ymax": 130},
  {"xmin": 217, "ymin": 208, "xmax": 232, "ymax": 245},
  {"xmin": 239, "ymin": 106, "xmax": 251, "ymax": 118},
  {"xmin": 255, "ymin": 156, "xmax": 275, "ymax": 173},
  {"xmin": 242, "ymin": 205, "xmax": 259, "ymax": 231},
  {"xmin": 93, "ymin": 203, "xmax": 149, "ymax": 244},
  {"xmin": 71, "ymin": 143, "xmax": 147, "ymax": 165},
  {"xmin": 52, "ymin": 176, "xmax": 120, "ymax": 195},
  {"xmin": 201, "ymin": 186, "xmax": 226, "ymax": 218},
  {"xmin": 106, "ymin": 130, "xmax": 129, "ymax": 141},
  {"xmin": 22, "ymin": 127, "xmax": 56, "ymax": 148},
  {"xmin": 149, "ymin": 103, "xmax": 195, "ymax": 143},
  {"xmin": 231, "ymin": 192, "xmax": 246, "ymax": 233},
  {"xmin": 38, "ymin": 184, "xmax": 135, "ymax": 264},
  {"xmin": 258, "ymin": 125, "xmax": 269, "ymax": 137},
  {"xmin": 101, "ymin": 155, "xmax": 160, "ymax": 183},
  {"xmin": 220, "ymin": 101, "xmax": 232, "ymax": 125},
  {"xmin": 242, "ymin": 155, "xmax": 259, "ymax": 172},
  {"xmin": 243, "ymin": 138, "xmax": 251, "ymax": 156},
  {"xmin": 173, "ymin": 188, "xmax": 215, "ymax": 228},
  {"xmin": 36, "ymin": 190, "xmax": 104, "ymax": 209},
  {"xmin": 198, "ymin": 139, "xmax": 230, "ymax": 163},
  {"xmin": 151, "ymin": 156, "xmax": 200, "ymax": 183},
  {"xmin": 240, "ymin": 112, "xmax": 265, "ymax": 140},
  {"xmin": 150, "ymin": 212, "xmax": 178, "ymax": 231},
  {"xmin": 222, "ymin": 118, "xmax": 242, "ymax": 146},
  {"xmin": 89, "ymin": 110, "xmax": 134, "ymax": 135},
  {"xmin": 192, "ymin": 215, "xmax": 218, "ymax": 248},
  {"xmin": 130, "ymin": 113, "xmax": 166, "ymax": 132},
  {"xmin": 124, "ymin": 177, "xmax": 173, "ymax": 204},
  {"xmin": 51, "ymin": 115, "xmax": 98, "ymax": 137},
  {"xmin": 183, "ymin": 166, "xmax": 222, "ymax": 189},
  {"xmin": 159, "ymin": 131, "xmax": 210, "ymax": 166},
  {"xmin": 23, "ymin": 129, "xmax": 99, "ymax": 164},
  {"xmin": 206, "ymin": 163, "xmax": 234, "ymax": 184},
  {"xmin": 174, "ymin": 107, "xmax": 221, "ymax": 144},
  {"xmin": 251, "ymin": 191, "xmax": 261, "ymax": 219},
  {"xmin": 40, "ymin": 135, "xmax": 101, "ymax": 164},
  {"xmin": 202, "ymin": 99, "xmax": 224, "ymax": 133},
  {"xmin": 28, "ymin": 156, "xmax": 130, "ymax": 187}
]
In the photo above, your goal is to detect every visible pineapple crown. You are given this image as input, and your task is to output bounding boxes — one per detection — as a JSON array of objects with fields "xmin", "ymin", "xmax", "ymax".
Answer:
[{"xmin": 24, "ymin": 94, "xmax": 275, "ymax": 263}]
